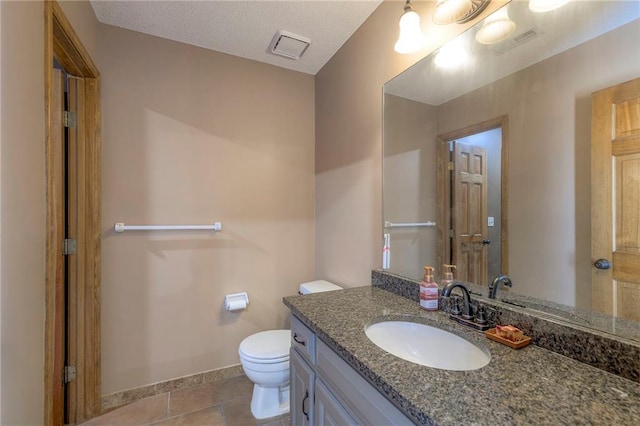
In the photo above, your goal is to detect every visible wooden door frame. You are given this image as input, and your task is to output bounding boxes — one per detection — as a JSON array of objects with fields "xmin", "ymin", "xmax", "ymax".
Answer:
[
  {"xmin": 436, "ymin": 115, "xmax": 509, "ymax": 281},
  {"xmin": 44, "ymin": 1, "xmax": 101, "ymax": 424}
]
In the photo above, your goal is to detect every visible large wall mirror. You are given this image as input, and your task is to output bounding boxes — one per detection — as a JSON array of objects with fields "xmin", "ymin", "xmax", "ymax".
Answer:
[{"xmin": 382, "ymin": 0, "xmax": 640, "ymax": 340}]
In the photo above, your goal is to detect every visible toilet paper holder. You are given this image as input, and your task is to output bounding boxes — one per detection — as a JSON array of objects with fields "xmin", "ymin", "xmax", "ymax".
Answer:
[{"xmin": 224, "ymin": 292, "xmax": 249, "ymax": 311}]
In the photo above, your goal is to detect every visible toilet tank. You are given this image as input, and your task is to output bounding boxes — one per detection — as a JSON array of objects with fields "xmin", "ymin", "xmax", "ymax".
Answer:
[{"xmin": 299, "ymin": 280, "xmax": 342, "ymax": 295}]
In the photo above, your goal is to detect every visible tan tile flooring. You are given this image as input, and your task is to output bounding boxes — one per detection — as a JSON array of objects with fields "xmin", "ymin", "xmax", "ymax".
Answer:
[{"xmin": 81, "ymin": 375, "xmax": 290, "ymax": 426}]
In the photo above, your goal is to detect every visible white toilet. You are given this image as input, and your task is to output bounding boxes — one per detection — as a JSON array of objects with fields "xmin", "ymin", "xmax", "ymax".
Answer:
[{"xmin": 238, "ymin": 280, "xmax": 342, "ymax": 419}]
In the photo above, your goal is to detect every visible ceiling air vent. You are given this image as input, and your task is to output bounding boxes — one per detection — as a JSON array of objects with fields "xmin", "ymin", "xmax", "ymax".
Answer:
[
  {"xmin": 490, "ymin": 26, "xmax": 542, "ymax": 56},
  {"xmin": 269, "ymin": 30, "xmax": 311, "ymax": 60},
  {"xmin": 513, "ymin": 28, "xmax": 540, "ymax": 44}
]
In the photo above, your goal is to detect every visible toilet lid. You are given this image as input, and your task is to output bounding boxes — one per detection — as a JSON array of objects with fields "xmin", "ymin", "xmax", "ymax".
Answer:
[{"xmin": 239, "ymin": 329, "xmax": 290, "ymax": 360}]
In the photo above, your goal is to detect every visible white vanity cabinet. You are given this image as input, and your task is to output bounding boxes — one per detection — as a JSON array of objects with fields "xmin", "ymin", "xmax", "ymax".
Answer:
[
  {"xmin": 290, "ymin": 315, "xmax": 413, "ymax": 426},
  {"xmin": 290, "ymin": 348, "xmax": 315, "ymax": 425}
]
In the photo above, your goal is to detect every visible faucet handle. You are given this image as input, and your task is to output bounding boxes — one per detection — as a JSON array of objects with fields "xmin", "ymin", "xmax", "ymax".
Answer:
[
  {"xmin": 451, "ymin": 296, "xmax": 463, "ymax": 315},
  {"xmin": 475, "ymin": 305, "xmax": 488, "ymax": 324}
]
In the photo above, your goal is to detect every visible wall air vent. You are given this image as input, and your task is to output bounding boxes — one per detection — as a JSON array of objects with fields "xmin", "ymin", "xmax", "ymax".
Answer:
[
  {"xmin": 269, "ymin": 30, "xmax": 311, "ymax": 60},
  {"xmin": 490, "ymin": 26, "xmax": 542, "ymax": 56}
]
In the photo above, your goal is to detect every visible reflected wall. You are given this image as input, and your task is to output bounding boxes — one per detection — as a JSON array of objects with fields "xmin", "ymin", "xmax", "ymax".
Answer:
[{"xmin": 384, "ymin": 19, "xmax": 640, "ymax": 309}]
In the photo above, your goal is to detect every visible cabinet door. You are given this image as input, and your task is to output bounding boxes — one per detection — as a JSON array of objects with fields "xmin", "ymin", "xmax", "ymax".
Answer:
[
  {"xmin": 315, "ymin": 379, "xmax": 357, "ymax": 426},
  {"xmin": 290, "ymin": 349, "xmax": 314, "ymax": 426},
  {"xmin": 316, "ymin": 340, "xmax": 413, "ymax": 425}
]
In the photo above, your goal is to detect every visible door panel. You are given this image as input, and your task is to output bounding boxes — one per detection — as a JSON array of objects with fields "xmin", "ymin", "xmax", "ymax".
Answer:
[
  {"xmin": 453, "ymin": 143, "xmax": 488, "ymax": 284},
  {"xmin": 315, "ymin": 380, "xmax": 357, "ymax": 426},
  {"xmin": 65, "ymin": 73, "xmax": 81, "ymax": 424},
  {"xmin": 290, "ymin": 349, "xmax": 314, "ymax": 426},
  {"xmin": 51, "ymin": 67, "xmax": 66, "ymax": 426},
  {"xmin": 592, "ymin": 77, "xmax": 640, "ymax": 320}
]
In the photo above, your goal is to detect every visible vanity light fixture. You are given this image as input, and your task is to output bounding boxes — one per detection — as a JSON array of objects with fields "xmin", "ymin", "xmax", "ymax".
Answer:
[
  {"xmin": 394, "ymin": 0, "xmax": 427, "ymax": 54},
  {"xmin": 475, "ymin": 7, "xmax": 516, "ymax": 45},
  {"xmin": 529, "ymin": 0, "xmax": 571, "ymax": 13},
  {"xmin": 433, "ymin": 0, "xmax": 492, "ymax": 25}
]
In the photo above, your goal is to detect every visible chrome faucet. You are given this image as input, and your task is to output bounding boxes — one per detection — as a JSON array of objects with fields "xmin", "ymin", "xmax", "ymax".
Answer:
[
  {"xmin": 488, "ymin": 274, "xmax": 513, "ymax": 299},
  {"xmin": 441, "ymin": 282, "xmax": 473, "ymax": 320}
]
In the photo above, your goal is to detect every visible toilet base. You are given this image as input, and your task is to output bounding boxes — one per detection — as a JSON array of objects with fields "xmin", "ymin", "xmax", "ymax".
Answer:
[{"xmin": 250, "ymin": 383, "xmax": 290, "ymax": 419}]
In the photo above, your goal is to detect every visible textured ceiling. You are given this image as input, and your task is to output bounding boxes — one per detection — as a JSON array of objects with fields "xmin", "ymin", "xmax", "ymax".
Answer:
[{"xmin": 90, "ymin": 0, "xmax": 385, "ymax": 75}]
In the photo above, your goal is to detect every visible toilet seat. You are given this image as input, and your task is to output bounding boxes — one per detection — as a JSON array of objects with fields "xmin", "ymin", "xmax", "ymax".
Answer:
[
  {"xmin": 239, "ymin": 329, "xmax": 290, "ymax": 362},
  {"xmin": 240, "ymin": 353, "xmax": 289, "ymax": 364}
]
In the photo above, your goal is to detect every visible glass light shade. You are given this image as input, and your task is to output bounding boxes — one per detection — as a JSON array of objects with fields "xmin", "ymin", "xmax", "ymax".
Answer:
[
  {"xmin": 475, "ymin": 8, "xmax": 516, "ymax": 45},
  {"xmin": 434, "ymin": 38, "xmax": 469, "ymax": 69},
  {"xmin": 394, "ymin": 9, "xmax": 426, "ymax": 54},
  {"xmin": 529, "ymin": 0, "xmax": 570, "ymax": 13},
  {"xmin": 433, "ymin": 0, "xmax": 473, "ymax": 25}
]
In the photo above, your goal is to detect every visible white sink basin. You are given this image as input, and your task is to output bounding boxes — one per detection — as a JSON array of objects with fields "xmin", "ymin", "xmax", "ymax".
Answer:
[{"xmin": 365, "ymin": 321, "xmax": 490, "ymax": 371}]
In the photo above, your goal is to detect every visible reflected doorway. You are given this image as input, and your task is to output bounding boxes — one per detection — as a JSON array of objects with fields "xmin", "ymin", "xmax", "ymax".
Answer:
[{"xmin": 437, "ymin": 116, "xmax": 509, "ymax": 285}]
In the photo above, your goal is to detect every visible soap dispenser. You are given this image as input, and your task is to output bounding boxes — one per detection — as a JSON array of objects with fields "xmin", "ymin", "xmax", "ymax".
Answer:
[
  {"xmin": 420, "ymin": 266, "xmax": 439, "ymax": 311},
  {"xmin": 442, "ymin": 264, "xmax": 456, "ymax": 287}
]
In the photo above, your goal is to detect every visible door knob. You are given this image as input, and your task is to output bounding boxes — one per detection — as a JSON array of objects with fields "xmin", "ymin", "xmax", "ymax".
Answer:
[
  {"xmin": 482, "ymin": 239, "xmax": 491, "ymax": 245},
  {"xmin": 594, "ymin": 258, "xmax": 611, "ymax": 270}
]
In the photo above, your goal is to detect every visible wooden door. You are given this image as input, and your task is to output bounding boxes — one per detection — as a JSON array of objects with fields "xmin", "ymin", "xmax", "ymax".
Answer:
[
  {"xmin": 45, "ymin": 2, "xmax": 102, "ymax": 423},
  {"xmin": 453, "ymin": 142, "xmax": 488, "ymax": 284},
  {"xmin": 50, "ymin": 67, "xmax": 67, "ymax": 426},
  {"xmin": 52, "ymin": 66, "xmax": 81, "ymax": 425},
  {"xmin": 592, "ymin": 77, "xmax": 640, "ymax": 321}
]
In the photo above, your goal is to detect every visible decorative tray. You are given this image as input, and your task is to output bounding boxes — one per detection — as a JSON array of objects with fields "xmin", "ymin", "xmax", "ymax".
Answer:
[{"xmin": 485, "ymin": 328, "xmax": 531, "ymax": 349}]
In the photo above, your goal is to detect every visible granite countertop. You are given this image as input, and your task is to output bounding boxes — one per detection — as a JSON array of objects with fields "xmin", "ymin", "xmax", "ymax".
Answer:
[{"xmin": 283, "ymin": 286, "xmax": 640, "ymax": 426}]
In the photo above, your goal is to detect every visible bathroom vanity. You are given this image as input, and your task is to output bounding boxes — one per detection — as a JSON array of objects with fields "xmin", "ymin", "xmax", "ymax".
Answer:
[
  {"xmin": 284, "ymin": 286, "xmax": 640, "ymax": 425},
  {"xmin": 289, "ymin": 315, "xmax": 412, "ymax": 425}
]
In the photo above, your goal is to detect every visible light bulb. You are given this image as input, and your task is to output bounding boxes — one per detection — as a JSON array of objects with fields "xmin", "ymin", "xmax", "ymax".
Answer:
[
  {"xmin": 394, "ymin": 8, "xmax": 426, "ymax": 54},
  {"xmin": 475, "ymin": 7, "xmax": 516, "ymax": 45},
  {"xmin": 433, "ymin": 0, "xmax": 473, "ymax": 25}
]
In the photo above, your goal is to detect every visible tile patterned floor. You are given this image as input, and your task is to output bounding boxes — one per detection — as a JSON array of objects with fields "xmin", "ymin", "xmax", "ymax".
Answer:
[{"xmin": 80, "ymin": 375, "xmax": 290, "ymax": 426}]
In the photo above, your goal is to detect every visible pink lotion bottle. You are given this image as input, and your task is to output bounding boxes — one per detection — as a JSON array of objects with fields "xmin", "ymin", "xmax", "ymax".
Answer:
[{"xmin": 419, "ymin": 266, "xmax": 439, "ymax": 311}]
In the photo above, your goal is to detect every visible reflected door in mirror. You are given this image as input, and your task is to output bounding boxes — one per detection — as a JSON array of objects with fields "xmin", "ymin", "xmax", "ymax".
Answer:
[
  {"xmin": 592, "ymin": 77, "xmax": 640, "ymax": 322},
  {"xmin": 453, "ymin": 142, "xmax": 488, "ymax": 284}
]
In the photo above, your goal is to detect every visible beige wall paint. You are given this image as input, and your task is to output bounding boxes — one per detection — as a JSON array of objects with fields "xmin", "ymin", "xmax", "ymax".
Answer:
[
  {"xmin": 99, "ymin": 24, "xmax": 315, "ymax": 394},
  {"xmin": 57, "ymin": 0, "xmax": 100, "ymax": 68},
  {"xmin": 383, "ymin": 94, "xmax": 437, "ymax": 279},
  {"xmin": 315, "ymin": 0, "xmax": 507, "ymax": 287},
  {"xmin": 0, "ymin": 1, "xmax": 99, "ymax": 422},
  {"xmin": 0, "ymin": 0, "xmax": 3, "ymax": 418},
  {"xmin": 1, "ymin": 2, "xmax": 46, "ymax": 423},
  {"xmin": 437, "ymin": 20, "xmax": 640, "ymax": 308}
]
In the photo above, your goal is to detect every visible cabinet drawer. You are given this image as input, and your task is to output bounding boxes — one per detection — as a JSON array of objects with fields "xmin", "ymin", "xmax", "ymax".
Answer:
[{"xmin": 291, "ymin": 315, "xmax": 316, "ymax": 365}]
